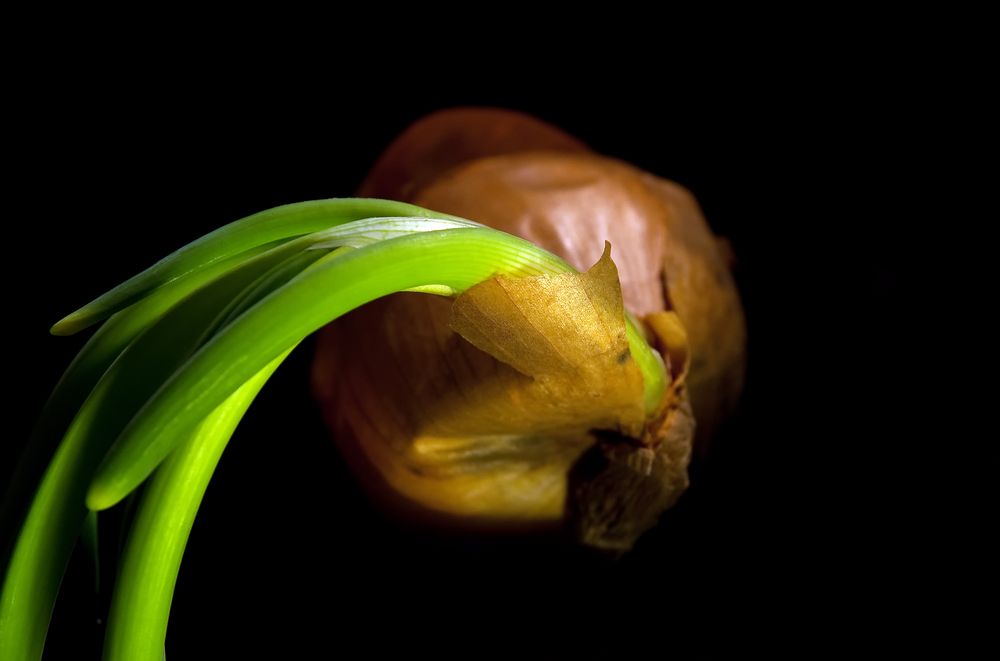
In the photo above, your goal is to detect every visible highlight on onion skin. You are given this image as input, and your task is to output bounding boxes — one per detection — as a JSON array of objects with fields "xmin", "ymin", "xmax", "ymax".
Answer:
[{"xmin": 313, "ymin": 109, "xmax": 746, "ymax": 545}]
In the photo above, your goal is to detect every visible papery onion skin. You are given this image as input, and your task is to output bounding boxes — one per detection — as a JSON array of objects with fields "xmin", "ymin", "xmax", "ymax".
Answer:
[
  {"xmin": 312, "ymin": 109, "xmax": 745, "ymax": 542},
  {"xmin": 410, "ymin": 151, "xmax": 746, "ymax": 446}
]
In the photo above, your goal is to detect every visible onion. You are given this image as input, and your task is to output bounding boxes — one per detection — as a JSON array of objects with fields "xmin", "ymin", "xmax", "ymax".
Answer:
[{"xmin": 314, "ymin": 109, "xmax": 746, "ymax": 547}]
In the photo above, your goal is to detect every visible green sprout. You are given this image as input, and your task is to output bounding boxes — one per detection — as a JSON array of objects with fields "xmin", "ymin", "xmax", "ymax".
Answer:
[{"xmin": 0, "ymin": 199, "xmax": 666, "ymax": 660}]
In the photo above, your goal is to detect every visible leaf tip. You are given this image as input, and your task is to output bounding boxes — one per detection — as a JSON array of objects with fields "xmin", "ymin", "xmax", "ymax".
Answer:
[
  {"xmin": 50, "ymin": 311, "xmax": 89, "ymax": 336},
  {"xmin": 85, "ymin": 482, "xmax": 120, "ymax": 512}
]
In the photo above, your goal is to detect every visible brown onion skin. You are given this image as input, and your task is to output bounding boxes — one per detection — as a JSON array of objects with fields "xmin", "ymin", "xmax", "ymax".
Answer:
[
  {"xmin": 408, "ymin": 152, "xmax": 746, "ymax": 447},
  {"xmin": 312, "ymin": 109, "xmax": 745, "ymax": 526},
  {"xmin": 357, "ymin": 107, "xmax": 588, "ymax": 202},
  {"xmin": 413, "ymin": 152, "xmax": 670, "ymax": 317}
]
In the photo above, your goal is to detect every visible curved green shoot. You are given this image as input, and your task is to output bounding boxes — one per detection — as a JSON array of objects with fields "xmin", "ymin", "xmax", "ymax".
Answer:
[
  {"xmin": 0, "ymin": 244, "xmax": 277, "ymax": 565},
  {"xmin": 51, "ymin": 199, "xmax": 463, "ymax": 336},
  {"xmin": 102, "ymin": 350, "xmax": 290, "ymax": 661},
  {"xmin": 0, "ymin": 240, "xmax": 335, "ymax": 661}
]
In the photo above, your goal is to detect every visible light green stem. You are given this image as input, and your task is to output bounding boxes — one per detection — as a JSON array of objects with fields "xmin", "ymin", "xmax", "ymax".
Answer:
[
  {"xmin": 0, "ymin": 245, "xmax": 273, "ymax": 567},
  {"xmin": 52, "ymin": 199, "xmax": 462, "ymax": 335},
  {"xmin": 103, "ymin": 351, "xmax": 289, "ymax": 661},
  {"xmin": 0, "ymin": 241, "xmax": 331, "ymax": 661}
]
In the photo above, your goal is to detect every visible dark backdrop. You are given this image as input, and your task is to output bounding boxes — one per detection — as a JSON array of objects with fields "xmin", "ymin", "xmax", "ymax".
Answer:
[{"xmin": 5, "ymin": 64, "xmax": 912, "ymax": 658}]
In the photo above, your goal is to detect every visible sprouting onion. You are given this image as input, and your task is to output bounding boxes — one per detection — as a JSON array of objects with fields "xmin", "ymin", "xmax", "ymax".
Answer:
[{"xmin": 0, "ymin": 199, "xmax": 666, "ymax": 661}]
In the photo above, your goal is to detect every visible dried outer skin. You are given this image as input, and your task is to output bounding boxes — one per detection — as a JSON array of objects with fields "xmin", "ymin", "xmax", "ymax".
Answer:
[
  {"xmin": 411, "ymin": 152, "xmax": 745, "ymax": 447},
  {"xmin": 573, "ymin": 309, "xmax": 694, "ymax": 549},
  {"xmin": 572, "ymin": 396, "xmax": 694, "ymax": 550},
  {"xmin": 358, "ymin": 107, "xmax": 588, "ymax": 202},
  {"xmin": 312, "ymin": 251, "xmax": 660, "ymax": 528},
  {"xmin": 313, "ymin": 293, "xmax": 591, "ymax": 526}
]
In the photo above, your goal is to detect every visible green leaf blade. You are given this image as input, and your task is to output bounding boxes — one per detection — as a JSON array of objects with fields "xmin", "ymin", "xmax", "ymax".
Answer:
[
  {"xmin": 0, "ymin": 239, "xmax": 330, "ymax": 660},
  {"xmin": 102, "ymin": 351, "xmax": 289, "ymax": 661},
  {"xmin": 0, "ymin": 244, "xmax": 274, "ymax": 565},
  {"xmin": 51, "ymin": 199, "xmax": 463, "ymax": 335}
]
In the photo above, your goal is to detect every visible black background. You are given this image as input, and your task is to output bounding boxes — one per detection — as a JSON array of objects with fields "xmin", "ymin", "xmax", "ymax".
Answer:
[{"xmin": 4, "ymin": 54, "xmax": 923, "ymax": 658}]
